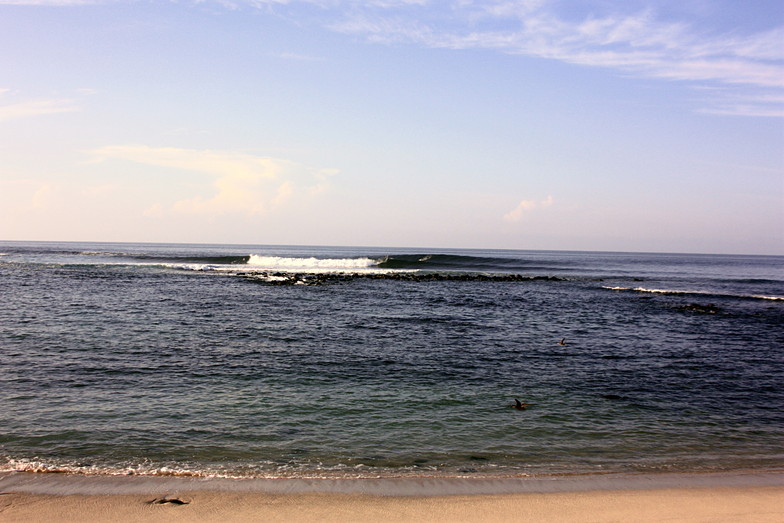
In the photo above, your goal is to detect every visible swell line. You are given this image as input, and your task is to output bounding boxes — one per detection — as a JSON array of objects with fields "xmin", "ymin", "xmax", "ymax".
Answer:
[{"xmin": 602, "ymin": 286, "xmax": 784, "ymax": 301}]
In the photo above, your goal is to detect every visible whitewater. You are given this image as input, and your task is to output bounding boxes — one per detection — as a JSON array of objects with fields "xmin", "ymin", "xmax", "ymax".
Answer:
[{"xmin": 1, "ymin": 241, "xmax": 782, "ymax": 479}]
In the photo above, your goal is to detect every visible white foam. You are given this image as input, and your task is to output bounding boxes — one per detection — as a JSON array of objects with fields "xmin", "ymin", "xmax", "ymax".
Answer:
[
  {"xmin": 608, "ymin": 286, "xmax": 703, "ymax": 295},
  {"xmin": 245, "ymin": 255, "xmax": 380, "ymax": 273},
  {"xmin": 2, "ymin": 467, "xmax": 782, "ymax": 496},
  {"xmin": 1, "ymin": 458, "xmax": 231, "ymax": 479},
  {"xmin": 602, "ymin": 286, "xmax": 783, "ymax": 301},
  {"xmin": 752, "ymin": 295, "xmax": 784, "ymax": 301},
  {"xmin": 163, "ymin": 257, "xmax": 416, "ymax": 277},
  {"xmin": 163, "ymin": 263, "xmax": 219, "ymax": 272}
]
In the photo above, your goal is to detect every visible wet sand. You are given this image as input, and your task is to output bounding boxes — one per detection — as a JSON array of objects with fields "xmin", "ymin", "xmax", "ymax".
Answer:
[{"xmin": 0, "ymin": 471, "xmax": 782, "ymax": 522}]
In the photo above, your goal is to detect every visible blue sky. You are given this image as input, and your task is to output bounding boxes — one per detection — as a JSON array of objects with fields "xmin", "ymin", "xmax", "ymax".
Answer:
[{"xmin": 1, "ymin": 0, "xmax": 782, "ymax": 254}]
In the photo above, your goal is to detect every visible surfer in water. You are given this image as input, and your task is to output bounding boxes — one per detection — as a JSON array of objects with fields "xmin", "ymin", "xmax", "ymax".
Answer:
[{"xmin": 510, "ymin": 398, "xmax": 532, "ymax": 411}]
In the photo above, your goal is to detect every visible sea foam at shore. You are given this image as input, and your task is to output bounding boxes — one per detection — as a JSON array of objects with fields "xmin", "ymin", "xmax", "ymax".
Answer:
[{"xmin": 1, "ymin": 241, "xmax": 782, "ymax": 480}]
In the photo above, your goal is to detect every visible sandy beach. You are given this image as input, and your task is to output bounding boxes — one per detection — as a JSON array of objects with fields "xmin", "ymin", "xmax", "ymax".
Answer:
[{"xmin": 1, "ymin": 471, "xmax": 781, "ymax": 522}]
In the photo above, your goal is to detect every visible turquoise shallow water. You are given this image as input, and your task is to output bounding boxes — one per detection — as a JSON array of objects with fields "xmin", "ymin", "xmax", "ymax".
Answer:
[{"xmin": 0, "ymin": 242, "xmax": 782, "ymax": 478}]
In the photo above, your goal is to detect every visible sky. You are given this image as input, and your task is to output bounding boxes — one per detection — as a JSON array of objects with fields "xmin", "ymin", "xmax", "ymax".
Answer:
[{"xmin": 1, "ymin": 0, "xmax": 782, "ymax": 254}]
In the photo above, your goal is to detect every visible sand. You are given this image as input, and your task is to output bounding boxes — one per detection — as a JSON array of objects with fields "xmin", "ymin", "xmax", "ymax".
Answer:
[{"xmin": 1, "ymin": 472, "xmax": 782, "ymax": 522}]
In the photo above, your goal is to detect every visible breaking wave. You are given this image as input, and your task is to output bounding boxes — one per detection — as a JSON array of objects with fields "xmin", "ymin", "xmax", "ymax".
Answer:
[
  {"xmin": 246, "ymin": 255, "xmax": 379, "ymax": 271},
  {"xmin": 2, "ymin": 249, "xmax": 548, "ymax": 276},
  {"xmin": 602, "ymin": 286, "xmax": 784, "ymax": 301},
  {"xmin": 157, "ymin": 253, "xmax": 547, "ymax": 275}
]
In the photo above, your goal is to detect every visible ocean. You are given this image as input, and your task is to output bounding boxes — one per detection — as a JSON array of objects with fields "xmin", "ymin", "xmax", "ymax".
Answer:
[{"xmin": 0, "ymin": 241, "xmax": 782, "ymax": 479}]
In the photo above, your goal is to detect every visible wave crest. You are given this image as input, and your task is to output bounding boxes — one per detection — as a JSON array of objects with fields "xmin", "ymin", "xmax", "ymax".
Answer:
[
  {"xmin": 246, "ymin": 255, "xmax": 380, "ymax": 272},
  {"xmin": 602, "ymin": 286, "xmax": 784, "ymax": 301}
]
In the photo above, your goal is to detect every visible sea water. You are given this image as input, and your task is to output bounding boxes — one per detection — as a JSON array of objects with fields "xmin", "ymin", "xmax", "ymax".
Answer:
[{"xmin": 0, "ymin": 241, "xmax": 782, "ymax": 478}]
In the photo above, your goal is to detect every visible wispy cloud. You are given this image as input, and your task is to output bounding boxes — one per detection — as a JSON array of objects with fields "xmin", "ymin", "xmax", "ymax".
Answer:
[
  {"xmin": 235, "ymin": 1, "xmax": 784, "ymax": 116},
  {"xmin": 334, "ymin": 4, "xmax": 782, "ymax": 80},
  {"xmin": 0, "ymin": 179, "xmax": 58, "ymax": 213},
  {"xmin": 0, "ymin": 0, "xmax": 98, "ymax": 4},
  {"xmin": 265, "ymin": 1, "xmax": 783, "ymax": 116},
  {"xmin": 90, "ymin": 145, "xmax": 336, "ymax": 217},
  {"xmin": 0, "ymin": 99, "xmax": 78, "ymax": 121},
  {"xmin": 699, "ymin": 102, "xmax": 784, "ymax": 118},
  {"xmin": 329, "ymin": 2, "xmax": 783, "ymax": 114},
  {"xmin": 504, "ymin": 195, "xmax": 553, "ymax": 222},
  {"xmin": 5, "ymin": 0, "xmax": 782, "ymax": 116}
]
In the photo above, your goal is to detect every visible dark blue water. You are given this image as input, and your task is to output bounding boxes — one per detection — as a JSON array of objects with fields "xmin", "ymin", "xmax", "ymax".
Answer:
[{"xmin": 0, "ymin": 241, "xmax": 782, "ymax": 478}]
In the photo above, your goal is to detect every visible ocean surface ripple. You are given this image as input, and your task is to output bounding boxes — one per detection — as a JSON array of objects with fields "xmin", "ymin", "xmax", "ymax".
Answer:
[{"xmin": 1, "ymin": 242, "xmax": 782, "ymax": 478}]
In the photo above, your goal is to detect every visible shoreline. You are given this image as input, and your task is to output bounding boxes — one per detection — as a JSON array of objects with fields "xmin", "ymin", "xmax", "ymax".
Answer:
[
  {"xmin": 1, "ymin": 471, "xmax": 782, "ymax": 522},
  {"xmin": 1, "ymin": 469, "xmax": 783, "ymax": 496}
]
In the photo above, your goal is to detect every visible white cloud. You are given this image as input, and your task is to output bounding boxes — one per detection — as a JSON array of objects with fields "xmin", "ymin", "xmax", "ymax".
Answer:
[
  {"xmin": 695, "ymin": 89, "xmax": 784, "ymax": 118},
  {"xmin": 142, "ymin": 203, "xmax": 165, "ymax": 218},
  {"xmin": 0, "ymin": 99, "xmax": 78, "ymax": 121},
  {"xmin": 698, "ymin": 104, "xmax": 784, "ymax": 118},
  {"xmin": 340, "ymin": 7, "xmax": 783, "ymax": 85},
  {"xmin": 504, "ymin": 195, "xmax": 553, "ymax": 222},
  {"xmin": 90, "ymin": 145, "xmax": 336, "ymax": 217},
  {"xmin": 0, "ymin": 180, "xmax": 52, "ymax": 212},
  {"xmin": 0, "ymin": 0, "xmax": 97, "ymax": 4},
  {"xmin": 92, "ymin": 145, "xmax": 284, "ymax": 180},
  {"xmin": 4, "ymin": 1, "xmax": 781, "ymax": 115},
  {"xmin": 324, "ymin": 1, "xmax": 784, "ymax": 116},
  {"xmin": 30, "ymin": 184, "xmax": 56, "ymax": 209}
]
